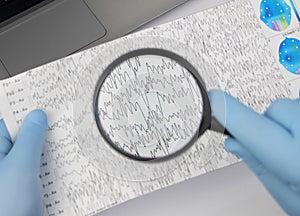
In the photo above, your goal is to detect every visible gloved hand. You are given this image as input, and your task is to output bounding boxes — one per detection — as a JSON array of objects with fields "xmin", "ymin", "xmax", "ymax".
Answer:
[
  {"xmin": 209, "ymin": 90, "xmax": 300, "ymax": 216},
  {"xmin": 0, "ymin": 110, "xmax": 48, "ymax": 216}
]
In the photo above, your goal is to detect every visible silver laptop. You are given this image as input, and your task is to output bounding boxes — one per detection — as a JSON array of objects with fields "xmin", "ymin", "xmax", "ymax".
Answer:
[{"xmin": 0, "ymin": 0, "xmax": 188, "ymax": 78}]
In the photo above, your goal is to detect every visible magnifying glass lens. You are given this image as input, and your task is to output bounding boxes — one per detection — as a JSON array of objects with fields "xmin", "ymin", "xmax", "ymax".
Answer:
[{"xmin": 96, "ymin": 54, "xmax": 205, "ymax": 160}]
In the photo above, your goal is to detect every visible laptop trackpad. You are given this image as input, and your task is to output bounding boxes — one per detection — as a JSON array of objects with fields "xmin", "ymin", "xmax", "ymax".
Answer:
[{"xmin": 0, "ymin": 0, "xmax": 106, "ymax": 76}]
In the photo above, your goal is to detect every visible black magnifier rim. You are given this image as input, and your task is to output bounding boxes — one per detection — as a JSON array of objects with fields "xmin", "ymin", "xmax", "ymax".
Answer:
[{"xmin": 93, "ymin": 48, "xmax": 212, "ymax": 162}]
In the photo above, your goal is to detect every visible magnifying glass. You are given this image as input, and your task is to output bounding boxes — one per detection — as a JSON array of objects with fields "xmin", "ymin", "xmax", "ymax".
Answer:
[{"xmin": 94, "ymin": 48, "xmax": 230, "ymax": 162}]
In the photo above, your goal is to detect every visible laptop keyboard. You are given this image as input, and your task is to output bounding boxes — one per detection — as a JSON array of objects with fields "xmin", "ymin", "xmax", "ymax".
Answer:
[
  {"xmin": 0, "ymin": 0, "xmax": 50, "ymax": 24},
  {"xmin": 0, "ymin": 0, "xmax": 8, "ymax": 7}
]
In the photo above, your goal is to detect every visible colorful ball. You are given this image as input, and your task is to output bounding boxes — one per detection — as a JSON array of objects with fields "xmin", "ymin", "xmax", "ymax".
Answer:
[
  {"xmin": 260, "ymin": 0, "xmax": 292, "ymax": 31},
  {"xmin": 279, "ymin": 37, "xmax": 300, "ymax": 74}
]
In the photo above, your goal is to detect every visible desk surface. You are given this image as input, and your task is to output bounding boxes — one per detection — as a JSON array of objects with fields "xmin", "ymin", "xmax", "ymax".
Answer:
[{"xmin": 98, "ymin": 0, "xmax": 286, "ymax": 215}]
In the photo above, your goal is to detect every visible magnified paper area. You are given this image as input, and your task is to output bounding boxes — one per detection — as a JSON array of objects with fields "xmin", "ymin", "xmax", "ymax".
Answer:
[
  {"xmin": 97, "ymin": 55, "xmax": 204, "ymax": 159},
  {"xmin": 73, "ymin": 37, "xmax": 218, "ymax": 183}
]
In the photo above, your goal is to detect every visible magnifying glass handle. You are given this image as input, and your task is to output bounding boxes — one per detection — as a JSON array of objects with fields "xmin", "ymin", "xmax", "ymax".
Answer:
[{"xmin": 210, "ymin": 117, "xmax": 232, "ymax": 137}]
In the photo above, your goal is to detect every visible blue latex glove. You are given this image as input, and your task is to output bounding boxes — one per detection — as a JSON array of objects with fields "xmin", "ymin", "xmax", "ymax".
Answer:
[
  {"xmin": 209, "ymin": 90, "xmax": 300, "ymax": 216},
  {"xmin": 0, "ymin": 110, "xmax": 48, "ymax": 216}
]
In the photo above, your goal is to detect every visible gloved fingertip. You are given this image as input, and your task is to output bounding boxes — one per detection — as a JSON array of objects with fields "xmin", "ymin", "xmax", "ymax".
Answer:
[
  {"xmin": 0, "ymin": 120, "xmax": 11, "ymax": 141},
  {"xmin": 264, "ymin": 98, "xmax": 288, "ymax": 115},
  {"xmin": 24, "ymin": 109, "xmax": 48, "ymax": 130},
  {"xmin": 0, "ymin": 120, "xmax": 13, "ymax": 157},
  {"xmin": 8, "ymin": 109, "xmax": 48, "ymax": 169},
  {"xmin": 224, "ymin": 138, "xmax": 244, "ymax": 159},
  {"xmin": 208, "ymin": 89, "xmax": 227, "ymax": 126},
  {"xmin": 225, "ymin": 138, "xmax": 266, "ymax": 176},
  {"xmin": 208, "ymin": 89, "xmax": 227, "ymax": 108}
]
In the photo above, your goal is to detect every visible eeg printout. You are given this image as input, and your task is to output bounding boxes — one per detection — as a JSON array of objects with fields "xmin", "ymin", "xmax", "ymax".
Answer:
[{"xmin": 0, "ymin": 0, "xmax": 295, "ymax": 215}]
